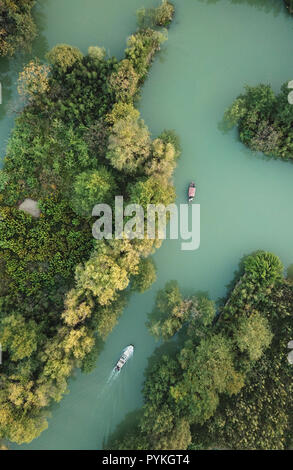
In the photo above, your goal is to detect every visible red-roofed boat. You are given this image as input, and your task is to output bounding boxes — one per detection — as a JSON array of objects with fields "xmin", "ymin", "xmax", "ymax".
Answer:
[{"xmin": 188, "ymin": 182, "xmax": 196, "ymax": 202}]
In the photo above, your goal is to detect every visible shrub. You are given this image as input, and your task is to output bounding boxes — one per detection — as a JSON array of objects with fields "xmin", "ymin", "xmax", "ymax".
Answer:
[
  {"xmin": 109, "ymin": 59, "xmax": 139, "ymax": 101},
  {"xmin": 0, "ymin": 0, "xmax": 36, "ymax": 56},
  {"xmin": 88, "ymin": 46, "xmax": 106, "ymax": 61},
  {"xmin": 155, "ymin": 1, "xmax": 175, "ymax": 27},
  {"xmin": 46, "ymin": 44, "xmax": 83, "ymax": 72},
  {"xmin": 70, "ymin": 167, "xmax": 117, "ymax": 216},
  {"xmin": 17, "ymin": 60, "xmax": 50, "ymax": 101}
]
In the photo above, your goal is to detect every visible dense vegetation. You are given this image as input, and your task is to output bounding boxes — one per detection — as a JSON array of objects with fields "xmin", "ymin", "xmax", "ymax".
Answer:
[
  {"xmin": 0, "ymin": 0, "xmax": 37, "ymax": 56},
  {"xmin": 0, "ymin": 2, "xmax": 180, "ymax": 444},
  {"xmin": 137, "ymin": 0, "xmax": 174, "ymax": 28},
  {"xmin": 109, "ymin": 251, "xmax": 293, "ymax": 450},
  {"xmin": 225, "ymin": 82, "xmax": 293, "ymax": 160}
]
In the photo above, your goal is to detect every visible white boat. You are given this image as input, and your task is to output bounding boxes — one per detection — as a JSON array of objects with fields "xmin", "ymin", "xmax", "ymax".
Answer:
[{"xmin": 115, "ymin": 345, "xmax": 134, "ymax": 371}]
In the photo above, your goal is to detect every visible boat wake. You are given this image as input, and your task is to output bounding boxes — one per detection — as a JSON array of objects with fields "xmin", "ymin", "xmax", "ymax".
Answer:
[
  {"xmin": 95, "ymin": 369, "xmax": 118, "ymax": 399},
  {"xmin": 106, "ymin": 368, "xmax": 119, "ymax": 384},
  {"xmin": 92, "ymin": 347, "xmax": 135, "ymax": 445}
]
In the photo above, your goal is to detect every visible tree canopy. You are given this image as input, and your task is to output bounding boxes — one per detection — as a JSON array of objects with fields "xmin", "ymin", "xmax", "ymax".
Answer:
[
  {"xmin": 225, "ymin": 82, "xmax": 293, "ymax": 161},
  {"xmin": 0, "ymin": 0, "xmax": 36, "ymax": 56},
  {"xmin": 109, "ymin": 252, "xmax": 292, "ymax": 450},
  {"xmin": 0, "ymin": 2, "xmax": 179, "ymax": 444}
]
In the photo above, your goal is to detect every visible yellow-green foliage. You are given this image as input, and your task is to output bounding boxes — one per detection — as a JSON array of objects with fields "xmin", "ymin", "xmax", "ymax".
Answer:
[
  {"xmin": 70, "ymin": 167, "xmax": 117, "ymax": 217},
  {"xmin": 109, "ymin": 59, "xmax": 139, "ymax": 102},
  {"xmin": 88, "ymin": 46, "xmax": 106, "ymax": 60},
  {"xmin": 155, "ymin": 1, "xmax": 175, "ymax": 27},
  {"xmin": 225, "ymin": 83, "xmax": 293, "ymax": 160},
  {"xmin": 112, "ymin": 252, "xmax": 292, "ymax": 450},
  {"xmin": 18, "ymin": 60, "xmax": 50, "ymax": 101},
  {"xmin": 234, "ymin": 312, "xmax": 273, "ymax": 361},
  {"xmin": 0, "ymin": 2, "xmax": 178, "ymax": 445},
  {"xmin": 46, "ymin": 44, "xmax": 83, "ymax": 72},
  {"xmin": 0, "ymin": 0, "xmax": 36, "ymax": 56}
]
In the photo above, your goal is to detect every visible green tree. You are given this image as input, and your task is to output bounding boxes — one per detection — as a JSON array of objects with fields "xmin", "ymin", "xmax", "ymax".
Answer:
[
  {"xmin": 88, "ymin": 46, "xmax": 106, "ymax": 61},
  {"xmin": 128, "ymin": 176, "xmax": 176, "ymax": 210},
  {"xmin": 74, "ymin": 239, "xmax": 140, "ymax": 306},
  {"xmin": 234, "ymin": 312, "xmax": 273, "ymax": 361},
  {"xmin": 46, "ymin": 44, "xmax": 83, "ymax": 72},
  {"xmin": 0, "ymin": 314, "xmax": 38, "ymax": 361},
  {"xmin": 171, "ymin": 334, "xmax": 244, "ymax": 423},
  {"xmin": 225, "ymin": 82, "xmax": 293, "ymax": 160},
  {"xmin": 154, "ymin": 1, "xmax": 175, "ymax": 27},
  {"xmin": 109, "ymin": 59, "xmax": 139, "ymax": 102},
  {"xmin": 156, "ymin": 419, "xmax": 191, "ymax": 450},
  {"xmin": 243, "ymin": 251, "xmax": 284, "ymax": 287},
  {"xmin": 137, "ymin": 1, "xmax": 174, "ymax": 30},
  {"xmin": 132, "ymin": 258, "xmax": 157, "ymax": 293},
  {"xmin": 144, "ymin": 137, "xmax": 177, "ymax": 182},
  {"xmin": 125, "ymin": 28, "xmax": 167, "ymax": 83},
  {"xmin": 18, "ymin": 60, "xmax": 50, "ymax": 102},
  {"xmin": 107, "ymin": 108, "xmax": 151, "ymax": 174},
  {"xmin": 0, "ymin": 0, "xmax": 36, "ymax": 57},
  {"xmin": 147, "ymin": 282, "xmax": 215, "ymax": 341},
  {"xmin": 70, "ymin": 167, "xmax": 116, "ymax": 216}
]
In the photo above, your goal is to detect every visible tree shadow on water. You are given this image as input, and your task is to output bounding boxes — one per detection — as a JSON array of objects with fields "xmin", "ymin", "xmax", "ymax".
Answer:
[
  {"xmin": 217, "ymin": 114, "xmax": 234, "ymax": 135},
  {"xmin": 143, "ymin": 340, "xmax": 179, "ymax": 379},
  {"xmin": 0, "ymin": 0, "xmax": 50, "ymax": 123},
  {"xmin": 287, "ymin": 264, "xmax": 293, "ymax": 281},
  {"xmin": 30, "ymin": 0, "xmax": 50, "ymax": 60},
  {"xmin": 103, "ymin": 408, "xmax": 144, "ymax": 449},
  {"xmin": 217, "ymin": 250, "xmax": 268, "ymax": 312},
  {"xmin": 196, "ymin": 0, "xmax": 283, "ymax": 16},
  {"xmin": 0, "ymin": 57, "xmax": 12, "ymax": 121}
]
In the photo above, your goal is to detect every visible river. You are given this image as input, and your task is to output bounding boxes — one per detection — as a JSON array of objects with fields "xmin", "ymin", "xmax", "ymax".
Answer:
[{"xmin": 1, "ymin": 0, "xmax": 293, "ymax": 450}]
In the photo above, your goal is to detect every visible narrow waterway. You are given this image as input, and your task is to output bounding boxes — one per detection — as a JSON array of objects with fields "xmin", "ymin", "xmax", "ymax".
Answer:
[{"xmin": 2, "ymin": 0, "xmax": 293, "ymax": 450}]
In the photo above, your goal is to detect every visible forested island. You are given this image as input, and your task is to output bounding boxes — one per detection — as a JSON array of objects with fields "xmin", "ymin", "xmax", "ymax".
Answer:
[
  {"xmin": 0, "ymin": 1, "xmax": 179, "ymax": 444},
  {"xmin": 109, "ymin": 251, "xmax": 293, "ymax": 450},
  {"xmin": 0, "ymin": 0, "xmax": 36, "ymax": 56},
  {"xmin": 225, "ymin": 82, "xmax": 293, "ymax": 160}
]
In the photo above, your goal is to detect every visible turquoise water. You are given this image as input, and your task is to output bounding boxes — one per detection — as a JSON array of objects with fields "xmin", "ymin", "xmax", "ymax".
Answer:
[{"xmin": 1, "ymin": 0, "xmax": 293, "ymax": 449}]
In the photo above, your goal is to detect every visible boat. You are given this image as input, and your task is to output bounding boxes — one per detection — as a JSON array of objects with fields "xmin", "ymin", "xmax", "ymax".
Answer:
[
  {"xmin": 115, "ymin": 345, "xmax": 134, "ymax": 372},
  {"xmin": 188, "ymin": 182, "xmax": 196, "ymax": 202}
]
